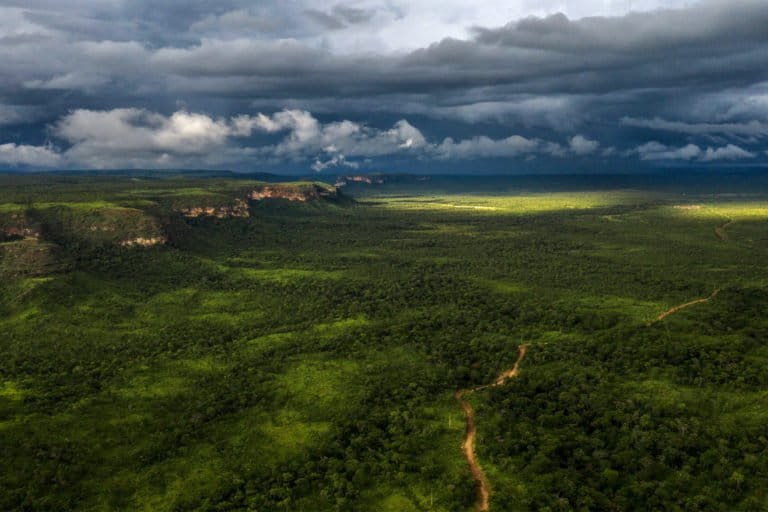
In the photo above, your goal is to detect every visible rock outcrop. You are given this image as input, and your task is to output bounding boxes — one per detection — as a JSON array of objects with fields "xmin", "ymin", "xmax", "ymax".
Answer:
[
  {"xmin": 335, "ymin": 175, "xmax": 385, "ymax": 186},
  {"xmin": 177, "ymin": 183, "xmax": 340, "ymax": 218},
  {"xmin": 0, "ymin": 212, "xmax": 41, "ymax": 241},
  {"xmin": 180, "ymin": 198, "xmax": 250, "ymax": 218},
  {"xmin": 335, "ymin": 174, "xmax": 429, "ymax": 186},
  {"xmin": 248, "ymin": 183, "xmax": 338, "ymax": 202},
  {"xmin": 1, "ymin": 226, "xmax": 40, "ymax": 240},
  {"xmin": 119, "ymin": 236, "xmax": 167, "ymax": 248}
]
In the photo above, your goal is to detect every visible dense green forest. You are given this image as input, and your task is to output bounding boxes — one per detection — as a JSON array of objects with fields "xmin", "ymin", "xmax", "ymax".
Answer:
[{"xmin": 1, "ymin": 172, "xmax": 768, "ymax": 511}]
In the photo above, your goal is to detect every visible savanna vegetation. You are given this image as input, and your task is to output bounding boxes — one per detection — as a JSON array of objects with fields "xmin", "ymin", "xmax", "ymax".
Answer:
[{"xmin": 1, "ymin": 171, "xmax": 768, "ymax": 511}]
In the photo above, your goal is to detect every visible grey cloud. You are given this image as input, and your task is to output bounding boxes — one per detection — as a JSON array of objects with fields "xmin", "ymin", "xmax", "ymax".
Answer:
[
  {"xmin": 635, "ymin": 142, "xmax": 703, "ymax": 161},
  {"xmin": 633, "ymin": 141, "xmax": 756, "ymax": 162},
  {"xmin": 305, "ymin": 5, "xmax": 376, "ymax": 30},
  {"xmin": 472, "ymin": 1, "xmax": 768, "ymax": 53},
  {"xmin": 428, "ymin": 96, "xmax": 585, "ymax": 130},
  {"xmin": 700, "ymin": 144, "xmax": 756, "ymax": 161},
  {"xmin": 435, "ymin": 135, "xmax": 539, "ymax": 159},
  {"xmin": 569, "ymin": 135, "xmax": 599, "ymax": 155},
  {"xmin": 190, "ymin": 9, "xmax": 291, "ymax": 34},
  {"xmin": 0, "ymin": 1, "xmax": 767, "ymax": 170},
  {"xmin": 621, "ymin": 117, "xmax": 768, "ymax": 137},
  {"xmin": 135, "ymin": 1, "xmax": 768, "ymax": 102},
  {"xmin": 305, "ymin": 10, "xmax": 347, "ymax": 31},
  {"xmin": 333, "ymin": 6, "xmax": 375, "ymax": 25},
  {"xmin": 434, "ymin": 133, "xmax": 599, "ymax": 159}
]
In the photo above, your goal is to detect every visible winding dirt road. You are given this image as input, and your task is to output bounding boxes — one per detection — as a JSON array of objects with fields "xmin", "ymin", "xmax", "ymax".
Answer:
[
  {"xmin": 654, "ymin": 289, "xmax": 720, "ymax": 322},
  {"xmin": 455, "ymin": 345, "xmax": 527, "ymax": 512},
  {"xmin": 714, "ymin": 219, "xmax": 734, "ymax": 241}
]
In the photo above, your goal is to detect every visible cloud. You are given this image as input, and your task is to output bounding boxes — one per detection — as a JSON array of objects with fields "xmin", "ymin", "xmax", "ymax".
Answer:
[
  {"xmin": 24, "ymin": 72, "xmax": 111, "ymax": 90},
  {"xmin": 1, "ymin": 0, "xmax": 768, "ymax": 171},
  {"xmin": 33, "ymin": 108, "xmax": 261, "ymax": 169},
  {"xmin": 433, "ymin": 133, "xmax": 596, "ymax": 159},
  {"xmin": 305, "ymin": 5, "xmax": 376, "ymax": 31},
  {"xmin": 428, "ymin": 96, "xmax": 584, "ymax": 130},
  {"xmin": 700, "ymin": 144, "xmax": 756, "ymax": 162},
  {"xmin": 54, "ymin": 109, "xmax": 243, "ymax": 155},
  {"xmin": 621, "ymin": 117, "xmax": 768, "ymax": 138},
  {"xmin": 0, "ymin": 108, "xmax": 430, "ymax": 169},
  {"xmin": 633, "ymin": 141, "xmax": 755, "ymax": 162},
  {"xmin": 190, "ymin": 9, "xmax": 290, "ymax": 34},
  {"xmin": 0, "ymin": 107, "xmax": 612, "ymax": 169},
  {"xmin": 0, "ymin": 143, "xmax": 61, "ymax": 167},
  {"xmin": 248, "ymin": 110, "xmax": 427, "ymax": 158},
  {"xmin": 312, "ymin": 153, "xmax": 359, "ymax": 172},
  {"xmin": 569, "ymin": 135, "xmax": 599, "ymax": 155},
  {"xmin": 434, "ymin": 135, "xmax": 539, "ymax": 159}
]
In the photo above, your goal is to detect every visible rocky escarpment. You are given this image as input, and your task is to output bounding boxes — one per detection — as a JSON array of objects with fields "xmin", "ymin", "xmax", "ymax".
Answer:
[
  {"xmin": 248, "ymin": 183, "xmax": 339, "ymax": 202},
  {"xmin": 1, "ymin": 226, "xmax": 40, "ymax": 241},
  {"xmin": 335, "ymin": 175, "xmax": 385, "ymax": 186},
  {"xmin": 335, "ymin": 174, "xmax": 429, "ymax": 187},
  {"xmin": 180, "ymin": 198, "xmax": 250, "ymax": 218},
  {"xmin": 0, "ymin": 212, "xmax": 41, "ymax": 241},
  {"xmin": 119, "ymin": 236, "xmax": 168, "ymax": 248},
  {"xmin": 178, "ymin": 184, "xmax": 340, "ymax": 219},
  {"xmin": 3, "ymin": 206, "xmax": 168, "ymax": 250}
]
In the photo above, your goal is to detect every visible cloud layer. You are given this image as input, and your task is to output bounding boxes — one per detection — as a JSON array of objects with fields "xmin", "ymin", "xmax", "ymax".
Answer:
[{"xmin": 0, "ymin": 0, "xmax": 767, "ymax": 171}]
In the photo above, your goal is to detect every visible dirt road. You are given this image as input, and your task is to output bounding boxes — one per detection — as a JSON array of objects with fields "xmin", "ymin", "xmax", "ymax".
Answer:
[
  {"xmin": 455, "ymin": 345, "xmax": 527, "ymax": 511},
  {"xmin": 714, "ymin": 219, "xmax": 734, "ymax": 241},
  {"xmin": 654, "ymin": 289, "xmax": 720, "ymax": 322}
]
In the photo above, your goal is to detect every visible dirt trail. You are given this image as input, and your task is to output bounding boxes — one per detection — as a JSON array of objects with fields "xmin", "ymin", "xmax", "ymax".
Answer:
[
  {"xmin": 455, "ymin": 345, "xmax": 527, "ymax": 512},
  {"xmin": 654, "ymin": 289, "xmax": 720, "ymax": 322},
  {"xmin": 714, "ymin": 219, "xmax": 734, "ymax": 241}
]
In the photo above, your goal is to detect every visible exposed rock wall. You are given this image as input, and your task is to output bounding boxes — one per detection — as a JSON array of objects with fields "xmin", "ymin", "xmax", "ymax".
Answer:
[
  {"xmin": 248, "ymin": 184, "xmax": 338, "ymax": 202},
  {"xmin": 119, "ymin": 236, "xmax": 167, "ymax": 248},
  {"xmin": 180, "ymin": 198, "xmax": 250, "ymax": 218}
]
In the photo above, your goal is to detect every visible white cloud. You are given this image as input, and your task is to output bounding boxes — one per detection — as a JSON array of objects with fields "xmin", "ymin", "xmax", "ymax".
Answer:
[
  {"xmin": 700, "ymin": 144, "xmax": 755, "ymax": 162},
  {"xmin": 0, "ymin": 143, "xmax": 61, "ymax": 167},
  {"xmin": 54, "ymin": 109, "xmax": 242, "ymax": 159},
  {"xmin": 249, "ymin": 110, "xmax": 427, "ymax": 158},
  {"xmin": 569, "ymin": 134, "xmax": 599, "ymax": 155},
  {"xmin": 0, "ymin": 106, "xmax": 614, "ymax": 169},
  {"xmin": 311, "ymin": 153, "xmax": 359, "ymax": 172},
  {"xmin": 633, "ymin": 141, "xmax": 755, "ymax": 162}
]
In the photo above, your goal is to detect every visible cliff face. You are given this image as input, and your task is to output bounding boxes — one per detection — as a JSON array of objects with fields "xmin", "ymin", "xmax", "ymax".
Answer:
[
  {"xmin": 178, "ymin": 184, "xmax": 339, "ymax": 218},
  {"xmin": 335, "ymin": 175, "xmax": 385, "ymax": 186},
  {"xmin": 2, "ymin": 183, "xmax": 340, "ymax": 260},
  {"xmin": 119, "ymin": 236, "xmax": 167, "ymax": 248},
  {"xmin": 0, "ymin": 212, "xmax": 41, "ymax": 241},
  {"xmin": 180, "ymin": 199, "xmax": 250, "ymax": 218},
  {"xmin": 335, "ymin": 174, "xmax": 429, "ymax": 187},
  {"xmin": 248, "ymin": 184, "xmax": 339, "ymax": 202},
  {"xmin": 1, "ymin": 226, "xmax": 40, "ymax": 240}
]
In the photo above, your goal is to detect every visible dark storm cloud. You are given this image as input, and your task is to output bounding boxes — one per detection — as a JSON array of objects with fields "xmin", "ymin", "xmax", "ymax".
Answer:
[
  {"xmin": 0, "ymin": 0, "xmax": 767, "ymax": 170},
  {"xmin": 126, "ymin": 0, "xmax": 767, "ymax": 98}
]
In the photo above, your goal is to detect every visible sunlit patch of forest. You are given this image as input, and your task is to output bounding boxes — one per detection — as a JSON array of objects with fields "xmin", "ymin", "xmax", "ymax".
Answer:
[{"xmin": 1, "ymin": 172, "xmax": 768, "ymax": 511}]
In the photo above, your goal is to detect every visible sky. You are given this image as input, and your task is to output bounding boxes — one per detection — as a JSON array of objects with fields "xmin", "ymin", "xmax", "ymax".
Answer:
[{"xmin": 0, "ymin": 0, "xmax": 767, "ymax": 174}]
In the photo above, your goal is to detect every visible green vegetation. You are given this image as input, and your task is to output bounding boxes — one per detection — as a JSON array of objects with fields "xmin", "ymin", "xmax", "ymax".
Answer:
[{"xmin": 1, "ymin": 172, "xmax": 768, "ymax": 511}]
